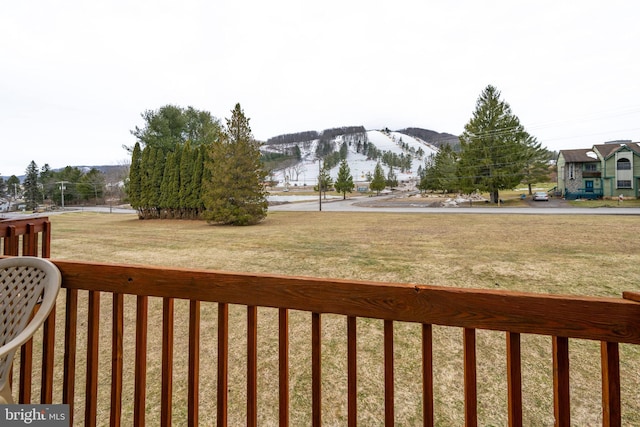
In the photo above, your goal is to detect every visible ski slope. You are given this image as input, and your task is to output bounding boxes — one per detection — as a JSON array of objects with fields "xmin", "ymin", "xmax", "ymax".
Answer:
[{"xmin": 268, "ymin": 130, "xmax": 439, "ymax": 186}]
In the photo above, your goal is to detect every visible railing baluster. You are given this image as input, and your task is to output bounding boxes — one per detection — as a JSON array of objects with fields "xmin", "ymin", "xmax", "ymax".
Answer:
[
  {"xmin": 38, "ymin": 223, "xmax": 53, "ymax": 404},
  {"xmin": 18, "ymin": 331, "xmax": 33, "ymax": 403},
  {"xmin": 464, "ymin": 328, "xmax": 477, "ymax": 427},
  {"xmin": 279, "ymin": 308, "xmax": 289, "ymax": 427},
  {"xmin": 188, "ymin": 300, "xmax": 200, "ymax": 427},
  {"xmin": 41, "ymin": 308, "xmax": 56, "ymax": 403},
  {"xmin": 63, "ymin": 288, "xmax": 78, "ymax": 424},
  {"xmin": 601, "ymin": 341, "xmax": 621, "ymax": 427},
  {"xmin": 552, "ymin": 336, "xmax": 570, "ymax": 427},
  {"xmin": 23, "ymin": 223, "xmax": 37, "ymax": 256},
  {"xmin": 111, "ymin": 293, "xmax": 124, "ymax": 427},
  {"xmin": 507, "ymin": 332, "xmax": 522, "ymax": 427},
  {"xmin": 42, "ymin": 219, "xmax": 51, "ymax": 258},
  {"xmin": 85, "ymin": 290, "xmax": 101, "ymax": 427},
  {"xmin": 161, "ymin": 297, "xmax": 174, "ymax": 427},
  {"xmin": 347, "ymin": 316, "xmax": 357, "ymax": 427},
  {"xmin": 134, "ymin": 295, "xmax": 148, "ymax": 427},
  {"xmin": 248, "ymin": 306, "xmax": 258, "ymax": 427},
  {"xmin": 19, "ymin": 224, "xmax": 39, "ymax": 403},
  {"xmin": 312, "ymin": 312, "xmax": 321, "ymax": 427},
  {"xmin": 422, "ymin": 324, "xmax": 433, "ymax": 427},
  {"xmin": 217, "ymin": 302, "xmax": 229, "ymax": 427},
  {"xmin": 384, "ymin": 320, "xmax": 394, "ymax": 426},
  {"xmin": 4, "ymin": 225, "xmax": 18, "ymax": 255}
]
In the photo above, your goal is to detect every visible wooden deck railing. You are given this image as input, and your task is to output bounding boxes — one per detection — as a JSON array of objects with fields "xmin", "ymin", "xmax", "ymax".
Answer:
[
  {"xmin": 3, "ymin": 217, "xmax": 640, "ymax": 426},
  {"xmin": 1, "ymin": 216, "xmax": 51, "ymax": 257}
]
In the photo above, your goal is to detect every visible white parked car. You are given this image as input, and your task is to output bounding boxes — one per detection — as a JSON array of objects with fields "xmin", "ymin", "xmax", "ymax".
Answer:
[{"xmin": 532, "ymin": 191, "xmax": 549, "ymax": 201}]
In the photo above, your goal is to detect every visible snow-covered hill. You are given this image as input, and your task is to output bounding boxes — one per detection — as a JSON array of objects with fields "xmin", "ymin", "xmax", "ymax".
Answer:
[{"xmin": 264, "ymin": 130, "xmax": 439, "ymax": 187}]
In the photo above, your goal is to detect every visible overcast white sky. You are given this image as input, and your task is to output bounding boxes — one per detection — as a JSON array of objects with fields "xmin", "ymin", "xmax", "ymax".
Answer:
[{"xmin": 2, "ymin": 0, "xmax": 639, "ymax": 176}]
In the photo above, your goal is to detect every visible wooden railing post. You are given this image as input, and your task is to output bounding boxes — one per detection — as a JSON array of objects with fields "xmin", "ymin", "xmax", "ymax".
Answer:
[
  {"xmin": 347, "ymin": 316, "xmax": 357, "ymax": 427},
  {"xmin": 23, "ymin": 223, "xmax": 37, "ymax": 256},
  {"xmin": 463, "ymin": 328, "xmax": 477, "ymax": 427},
  {"xmin": 85, "ymin": 290, "xmax": 101, "ymax": 427},
  {"xmin": 384, "ymin": 320, "xmax": 395, "ymax": 426},
  {"xmin": 312, "ymin": 312, "xmax": 322, "ymax": 427},
  {"xmin": 217, "ymin": 303, "xmax": 229, "ymax": 427},
  {"xmin": 422, "ymin": 324, "xmax": 434, "ymax": 427},
  {"xmin": 161, "ymin": 298, "xmax": 174, "ymax": 427},
  {"xmin": 110, "ymin": 293, "xmax": 124, "ymax": 427},
  {"xmin": 507, "ymin": 332, "xmax": 522, "ymax": 427},
  {"xmin": 552, "ymin": 336, "xmax": 570, "ymax": 427},
  {"xmin": 279, "ymin": 309, "xmax": 290, "ymax": 427},
  {"xmin": 134, "ymin": 295, "xmax": 148, "ymax": 427},
  {"xmin": 62, "ymin": 288, "xmax": 78, "ymax": 425},
  {"xmin": 188, "ymin": 300, "xmax": 201, "ymax": 427},
  {"xmin": 40, "ymin": 307, "xmax": 56, "ymax": 404},
  {"xmin": 247, "ymin": 306, "xmax": 258, "ymax": 427},
  {"xmin": 601, "ymin": 341, "xmax": 621, "ymax": 427},
  {"xmin": 4, "ymin": 224, "xmax": 18, "ymax": 255},
  {"xmin": 42, "ymin": 219, "xmax": 51, "ymax": 258}
]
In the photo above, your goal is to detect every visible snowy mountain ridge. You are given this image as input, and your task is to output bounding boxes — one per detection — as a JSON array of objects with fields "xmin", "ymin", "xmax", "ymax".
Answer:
[{"xmin": 263, "ymin": 129, "xmax": 442, "ymax": 187}]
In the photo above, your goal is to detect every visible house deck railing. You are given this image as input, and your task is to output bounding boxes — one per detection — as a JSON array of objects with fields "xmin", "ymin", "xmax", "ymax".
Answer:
[
  {"xmin": 564, "ymin": 189, "xmax": 603, "ymax": 200},
  {"xmin": 3, "ymin": 217, "xmax": 640, "ymax": 426}
]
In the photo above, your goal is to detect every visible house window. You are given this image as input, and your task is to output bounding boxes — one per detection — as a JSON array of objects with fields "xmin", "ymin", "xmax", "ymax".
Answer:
[
  {"xmin": 617, "ymin": 180, "xmax": 632, "ymax": 188},
  {"xmin": 568, "ymin": 163, "xmax": 575, "ymax": 179},
  {"xmin": 584, "ymin": 163, "xmax": 597, "ymax": 172},
  {"xmin": 617, "ymin": 158, "xmax": 631, "ymax": 170}
]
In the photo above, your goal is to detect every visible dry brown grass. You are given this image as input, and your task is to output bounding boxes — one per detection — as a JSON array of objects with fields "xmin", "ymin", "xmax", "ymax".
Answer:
[{"xmin": 40, "ymin": 211, "xmax": 640, "ymax": 425}]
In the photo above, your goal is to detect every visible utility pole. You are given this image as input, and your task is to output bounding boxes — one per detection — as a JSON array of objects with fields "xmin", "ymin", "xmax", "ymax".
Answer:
[
  {"xmin": 318, "ymin": 159, "xmax": 322, "ymax": 212},
  {"xmin": 57, "ymin": 181, "xmax": 68, "ymax": 209},
  {"xmin": 107, "ymin": 183, "xmax": 113, "ymax": 213}
]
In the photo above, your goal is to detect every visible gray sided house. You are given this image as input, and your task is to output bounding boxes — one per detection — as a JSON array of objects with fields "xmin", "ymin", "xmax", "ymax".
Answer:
[{"xmin": 557, "ymin": 142, "xmax": 640, "ymax": 200}]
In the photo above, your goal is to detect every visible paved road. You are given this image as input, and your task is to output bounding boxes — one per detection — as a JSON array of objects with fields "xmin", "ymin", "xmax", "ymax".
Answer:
[
  {"xmin": 3, "ymin": 199, "xmax": 639, "ymax": 219},
  {"xmin": 269, "ymin": 195, "xmax": 640, "ymax": 215},
  {"xmin": 0, "ymin": 206, "xmax": 137, "ymax": 220}
]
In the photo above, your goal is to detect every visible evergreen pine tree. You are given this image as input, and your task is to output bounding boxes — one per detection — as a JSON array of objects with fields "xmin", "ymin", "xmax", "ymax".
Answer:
[
  {"xmin": 6, "ymin": 176, "xmax": 20, "ymax": 201},
  {"xmin": 150, "ymin": 148, "xmax": 165, "ymax": 217},
  {"xmin": 190, "ymin": 146, "xmax": 205, "ymax": 218},
  {"xmin": 160, "ymin": 150, "xmax": 180, "ymax": 217},
  {"xmin": 520, "ymin": 136, "xmax": 552, "ymax": 195},
  {"xmin": 334, "ymin": 159, "xmax": 354, "ymax": 200},
  {"xmin": 458, "ymin": 85, "xmax": 533, "ymax": 203},
  {"xmin": 178, "ymin": 142, "xmax": 193, "ymax": 217},
  {"xmin": 39, "ymin": 164, "xmax": 55, "ymax": 204},
  {"xmin": 339, "ymin": 141, "xmax": 348, "ymax": 160},
  {"xmin": 370, "ymin": 162, "xmax": 386, "ymax": 195},
  {"xmin": 316, "ymin": 165, "xmax": 333, "ymax": 199},
  {"xmin": 139, "ymin": 145, "xmax": 153, "ymax": 216},
  {"xmin": 202, "ymin": 103, "xmax": 267, "ymax": 225},
  {"xmin": 128, "ymin": 142, "xmax": 143, "ymax": 211},
  {"xmin": 386, "ymin": 167, "xmax": 398, "ymax": 188},
  {"xmin": 23, "ymin": 161, "xmax": 41, "ymax": 210},
  {"xmin": 420, "ymin": 144, "xmax": 458, "ymax": 194}
]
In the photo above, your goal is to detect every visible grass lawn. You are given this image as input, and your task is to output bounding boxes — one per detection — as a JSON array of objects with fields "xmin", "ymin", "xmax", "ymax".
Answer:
[{"xmin": 45, "ymin": 211, "xmax": 640, "ymax": 426}]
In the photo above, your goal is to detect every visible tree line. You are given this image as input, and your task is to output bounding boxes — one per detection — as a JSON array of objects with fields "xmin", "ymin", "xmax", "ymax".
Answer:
[
  {"xmin": 128, "ymin": 103, "xmax": 267, "ymax": 225},
  {"xmin": 1, "ymin": 162, "xmax": 120, "ymax": 210},
  {"xmin": 266, "ymin": 130, "xmax": 319, "ymax": 145}
]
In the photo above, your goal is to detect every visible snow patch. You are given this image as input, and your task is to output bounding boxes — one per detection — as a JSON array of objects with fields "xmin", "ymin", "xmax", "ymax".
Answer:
[{"xmin": 268, "ymin": 130, "xmax": 439, "ymax": 186}]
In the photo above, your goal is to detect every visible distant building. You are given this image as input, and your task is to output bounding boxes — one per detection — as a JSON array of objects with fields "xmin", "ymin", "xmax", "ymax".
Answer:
[{"xmin": 557, "ymin": 142, "xmax": 640, "ymax": 199}]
